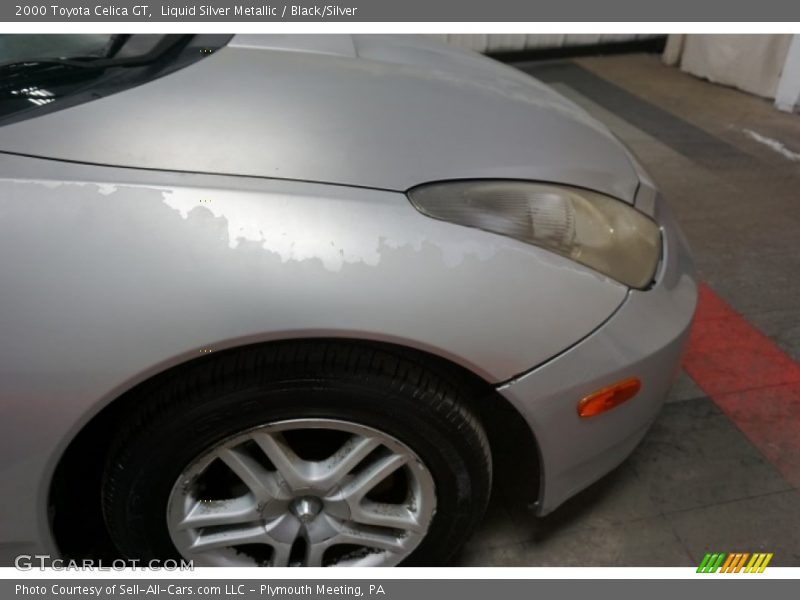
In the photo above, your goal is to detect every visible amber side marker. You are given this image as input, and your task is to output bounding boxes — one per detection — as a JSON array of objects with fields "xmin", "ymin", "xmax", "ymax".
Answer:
[{"xmin": 578, "ymin": 377, "xmax": 641, "ymax": 418}]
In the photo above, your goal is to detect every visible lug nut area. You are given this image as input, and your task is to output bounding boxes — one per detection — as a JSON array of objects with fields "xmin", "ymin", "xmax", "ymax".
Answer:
[{"xmin": 289, "ymin": 495, "xmax": 324, "ymax": 523}]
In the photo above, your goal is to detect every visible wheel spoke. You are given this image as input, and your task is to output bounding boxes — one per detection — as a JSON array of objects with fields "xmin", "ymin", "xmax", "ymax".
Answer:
[
  {"xmin": 270, "ymin": 542, "xmax": 294, "ymax": 567},
  {"xmin": 350, "ymin": 501, "xmax": 422, "ymax": 533},
  {"xmin": 216, "ymin": 447, "xmax": 280, "ymax": 502},
  {"xmin": 252, "ymin": 431, "xmax": 310, "ymax": 490},
  {"xmin": 177, "ymin": 496, "xmax": 260, "ymax": 530},
  {"xmin": 188, "ymin": 523, "xmax": 268, "ymax": 553},
  {"xmin": 336, "ymin": 524, "xmax": 407, "ymax": 553},
  {"xmin": 319, "ymin": 435, "xmax": 381, "ymax": 488},
  {"xmin": 264, "ymin": 513, "xmax": 302, "ymax": 566},
  {"xmin": 341, "ymin": 453, "xmax": 407, "ymax": 501},
  {"xmin": 304, "ymin": 543, "xmax": 326, "ymax": 567}
]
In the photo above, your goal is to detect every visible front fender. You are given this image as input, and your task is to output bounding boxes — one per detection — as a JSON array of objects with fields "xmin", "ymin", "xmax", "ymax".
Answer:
[{"xmin": 0, "ymin": 153, "xmax": 627, "ymax": 558}]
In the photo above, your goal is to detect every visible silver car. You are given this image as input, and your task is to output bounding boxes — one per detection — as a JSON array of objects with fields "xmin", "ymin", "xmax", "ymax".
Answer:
[{"xmin": 0, "ymin": 34, "xmax": 696, "ymax": 567}]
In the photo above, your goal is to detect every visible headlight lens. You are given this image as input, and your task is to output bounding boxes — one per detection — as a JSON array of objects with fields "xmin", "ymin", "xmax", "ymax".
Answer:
[{"xmin": 408, "ymin": 180, "xmax": 661, "ymax": 289}]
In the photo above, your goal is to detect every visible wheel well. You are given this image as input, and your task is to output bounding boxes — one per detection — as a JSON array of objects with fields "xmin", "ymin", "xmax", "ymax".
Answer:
[{"xmin": 49, "ymin": 338, "xmax": 541, "ymax": 559}]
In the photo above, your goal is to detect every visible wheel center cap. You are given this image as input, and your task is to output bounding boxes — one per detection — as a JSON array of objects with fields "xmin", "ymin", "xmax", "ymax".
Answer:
[{"xmin": 290, "ymin": 496, "xmax": 323, "ymax": 523}]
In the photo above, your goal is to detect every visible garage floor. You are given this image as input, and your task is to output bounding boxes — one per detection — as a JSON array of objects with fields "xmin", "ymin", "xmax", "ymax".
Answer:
[{"xmin": 454, "ymin": 53, "xmax": 800, "ymax": 567}]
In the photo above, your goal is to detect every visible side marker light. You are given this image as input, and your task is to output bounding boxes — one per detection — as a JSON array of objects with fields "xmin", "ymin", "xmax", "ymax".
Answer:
[{"xmin": 578, "ymin": 377, "xmax": 641, "ymax": 418}]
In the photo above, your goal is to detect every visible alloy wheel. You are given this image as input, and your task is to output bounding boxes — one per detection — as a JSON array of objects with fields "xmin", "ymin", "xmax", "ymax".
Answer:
[{"xmin": 166, "ymin": 418, "xmax": 437, "ymax": 567}]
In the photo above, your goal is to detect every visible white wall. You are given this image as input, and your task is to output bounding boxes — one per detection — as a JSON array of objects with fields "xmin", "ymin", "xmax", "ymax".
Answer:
[
  {"xmin": 775, "ymin": 36, "xmax": 800, "ymax": 113},
  {"xmin": 432, "ymin": 34, "xmax": 659, "ymax": 54},
  {"xmin": 664, "ymin": 34, "xmax": 800, "ymax": 112}
]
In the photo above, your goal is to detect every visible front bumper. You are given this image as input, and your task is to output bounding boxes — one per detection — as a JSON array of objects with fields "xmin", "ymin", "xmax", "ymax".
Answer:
[{"xmin": 498, "ymin": 198, "xmax": 697, "ymax": 515}]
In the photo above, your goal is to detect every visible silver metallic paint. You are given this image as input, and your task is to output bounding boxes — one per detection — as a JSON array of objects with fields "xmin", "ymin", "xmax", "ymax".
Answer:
[
  {"xmin": 0, "ymin": 35, "xmax": 696, "ymax": 563},
  {"xmin": 0, "ymin": 35, "xmax": 639, "ymax": 200},
  {"xmin": 0, "ymin": 154, "xmax": 627, "ymax": 561},
  {"xmin": 500, "ymin": 197, "xmax": 696, "ymax": 514}
]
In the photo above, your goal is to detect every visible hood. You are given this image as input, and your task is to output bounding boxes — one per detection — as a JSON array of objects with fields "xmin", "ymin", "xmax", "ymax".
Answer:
[{"xmin": 0, "ymin": 34, "xmax": 639, "ymax": 200}]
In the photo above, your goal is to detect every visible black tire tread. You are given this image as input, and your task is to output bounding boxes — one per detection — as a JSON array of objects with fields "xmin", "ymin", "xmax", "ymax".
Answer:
[{"xmin": 101, "ymin": 339, "xmax": 491, "ymax": 565}]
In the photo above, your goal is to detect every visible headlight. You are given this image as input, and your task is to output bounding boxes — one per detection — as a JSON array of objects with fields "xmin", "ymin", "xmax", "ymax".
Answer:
[{"xmin": 407, "ymin": 180, "xmax": 661, "ymax": 289}]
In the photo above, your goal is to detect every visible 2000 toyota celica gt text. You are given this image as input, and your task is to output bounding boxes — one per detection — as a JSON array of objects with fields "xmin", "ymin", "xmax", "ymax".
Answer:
[{"xmin": 0, "ymin": 34, "xmax": 696, "ymax": 567}]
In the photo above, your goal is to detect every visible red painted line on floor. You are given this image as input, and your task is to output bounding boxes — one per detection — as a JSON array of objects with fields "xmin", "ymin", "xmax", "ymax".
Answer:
[{"xmin": 682, "ymin": 283, "xmax": 800, "ymax": 487}]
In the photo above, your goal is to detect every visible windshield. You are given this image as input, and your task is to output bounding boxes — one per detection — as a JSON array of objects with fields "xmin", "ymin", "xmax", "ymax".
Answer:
[
  {"xmin": 0, "ymin": 34, "xmax": 231, "ymax": 127},
  {"xmin": 0, "ymin": 34, "xmax": 115, "ymax": 63}
]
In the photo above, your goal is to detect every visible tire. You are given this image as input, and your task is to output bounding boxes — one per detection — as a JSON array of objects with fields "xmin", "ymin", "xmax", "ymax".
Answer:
[{"xmin": 101, "ymin": 341, "xmax": 492, "ymax": 567}]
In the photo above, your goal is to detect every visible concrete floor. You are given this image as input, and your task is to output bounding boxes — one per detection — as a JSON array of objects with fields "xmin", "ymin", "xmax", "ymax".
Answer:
[{"xmin": 454, "ymin": 53, "xmax": 800, "ymax": 567}]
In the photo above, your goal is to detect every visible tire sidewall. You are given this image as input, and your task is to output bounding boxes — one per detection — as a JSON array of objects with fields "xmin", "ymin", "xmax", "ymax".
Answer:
[{"xmin": 104, "ymin": 377, "xmax": 489, "ymax": 566}]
